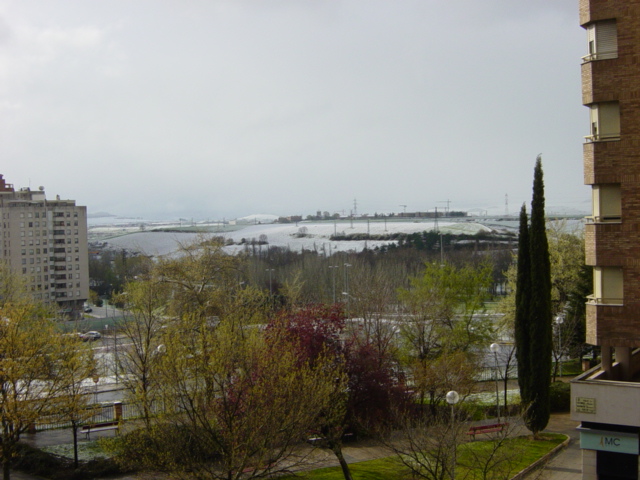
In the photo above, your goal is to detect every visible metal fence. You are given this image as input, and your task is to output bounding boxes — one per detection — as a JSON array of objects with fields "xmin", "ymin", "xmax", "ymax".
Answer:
[{"xmin": 35, "ymin": 399, "xmax": 167, "ymax": 432}]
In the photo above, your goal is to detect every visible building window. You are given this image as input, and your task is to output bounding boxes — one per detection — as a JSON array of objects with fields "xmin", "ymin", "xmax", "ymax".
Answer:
[
  {"xmin": 590, "ymin": 267, "xmax": 623, "ymax": 305},
  {"xmin": 591, "ymin": 184, "xmax": 621, "ymax": 223},
  {"xmin": 583, "ymin": 20, "xmax": 617, "ymax": 62},
  {"xmin": 587, "ymin": 102, "xmax": 620, "ymax": 142}
]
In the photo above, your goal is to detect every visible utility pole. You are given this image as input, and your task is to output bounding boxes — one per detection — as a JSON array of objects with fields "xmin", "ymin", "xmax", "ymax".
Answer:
[{"xmin": 438, "ymin": 199, "xmax": 452, "ymax": 216}]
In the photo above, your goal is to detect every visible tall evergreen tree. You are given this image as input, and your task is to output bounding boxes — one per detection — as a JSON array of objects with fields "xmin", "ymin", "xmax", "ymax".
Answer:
[
  {"xmin": 514, "ymin": 204, "xmax": 531, "ymax": 405},
  {"xmin": 526, "ymin": 156, "xmax": 552, "ymax": 436}
]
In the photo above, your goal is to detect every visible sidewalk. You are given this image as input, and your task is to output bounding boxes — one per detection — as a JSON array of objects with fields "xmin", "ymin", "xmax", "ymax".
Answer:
[{"xmin": 539, "ymin": 413, "xmax": 581, "ymax": 480}]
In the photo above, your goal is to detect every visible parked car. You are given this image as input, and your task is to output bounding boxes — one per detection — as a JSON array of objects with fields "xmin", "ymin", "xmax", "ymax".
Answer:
[
  {"xmin": 83, "ymin": 305, "xmax": 93, "ymax": 313},
  {"xmin": 81, "ymin": 331, "xmax": 101, "ymax": 341}
]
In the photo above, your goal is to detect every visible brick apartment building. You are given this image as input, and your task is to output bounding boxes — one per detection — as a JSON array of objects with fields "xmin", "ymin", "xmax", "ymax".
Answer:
[
  {"xmin": 571, "ymin": 1, "xmax": 640, "ymax": 479},
  {"xmin": 0, "ymin": 174, "xmax": 89, "ymax": 316}
]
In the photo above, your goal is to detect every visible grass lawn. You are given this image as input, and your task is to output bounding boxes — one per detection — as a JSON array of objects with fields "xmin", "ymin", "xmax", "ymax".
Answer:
[
  {"xmin": 42, "ymin": 440, "xmax": 110, "ymax": 462},
  {"xmin": 282, "ymin": 433, "xmax": 566, "ymax": 480}
]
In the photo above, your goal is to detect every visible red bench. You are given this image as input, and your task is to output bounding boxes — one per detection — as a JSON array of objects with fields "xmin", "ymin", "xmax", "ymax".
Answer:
[{"xmin": 467, "ymin": 422, "xmax": 508, "ymax": 439}]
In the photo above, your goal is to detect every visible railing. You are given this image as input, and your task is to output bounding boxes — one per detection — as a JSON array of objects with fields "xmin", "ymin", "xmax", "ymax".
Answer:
[
  {"xmin": 585, "ymin": 215, "xmax": 621, "ymax": 224},
  {"xmin": 581, "ymin": 51, "xmax": 617, "ymax": 63},
  {"xmin": 587, "ymin": 294, "xmax": 623, "ymax": 306},
  {"xmin": 35, "ymin": 400, "xmax": 168, "ymax": 432},
  {"xmin": 584, "ymin": 133, "xmax": 620, "ymax": 143}
]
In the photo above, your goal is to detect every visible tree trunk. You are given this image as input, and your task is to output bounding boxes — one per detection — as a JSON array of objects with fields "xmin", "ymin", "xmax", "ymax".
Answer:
[
  {"xmin": 72, "ymin": 422, "xmax": 79, "ymax": 469},
  {"xmin": 3, "ymin": 457, "xmax": 9, "ymax": 480},
  {"xmin": 330, "ymin": 442, "xmax": 353, "ymax": 480}
]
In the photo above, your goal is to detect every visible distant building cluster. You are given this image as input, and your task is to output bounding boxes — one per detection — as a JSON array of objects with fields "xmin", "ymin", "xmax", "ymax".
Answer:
[
  {"xmin": 277, "ymin": 210, "xmax": 468, "ymax": 224},
  {"xmin": 0, "ymin": 174, "xmax": 89, "ymax": 316}
]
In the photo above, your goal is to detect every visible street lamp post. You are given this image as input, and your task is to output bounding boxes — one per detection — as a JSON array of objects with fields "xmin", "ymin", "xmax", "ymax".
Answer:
[
  {"xmin": 445, "ymin": 390, "xmax": 459, "ymax": 480},
  {"xmin": 343, "ymin": 263, "xmax": 352, "ymax": 313},
  {"xmin": 92, "ymin": 374, "xmax": 100, "ymax": 404},
  {"xmin": 490, "ymin": 343, "xmax": 501, "ymax": 421},
  {"xmin": 328, "ymin": 265, "xmax": 338, "ymax": 304},
  {"xmin": 555, "ymin": 314, "xmax": 565, "ymax": 378},
  {"xmin": 344, "ymin": 263, "xmax": 351, "ymax": 296},
  {"xmin": 266, "ymin": 269, "xmax": 275, "ymax": 295}
]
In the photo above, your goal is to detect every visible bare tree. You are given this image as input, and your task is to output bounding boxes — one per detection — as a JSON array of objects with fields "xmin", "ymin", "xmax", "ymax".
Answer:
[{"xmin": 115, "ymin": 278, "xmax": 171, "ymax": 428}]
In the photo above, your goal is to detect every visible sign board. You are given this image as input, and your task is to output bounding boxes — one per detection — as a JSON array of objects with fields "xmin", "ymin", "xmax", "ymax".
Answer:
[
  {"xmin": 575, "ymin": 397, "xmax": 596, "ymax": 414},
  {"xmin": 579, "ymin": 429, "xmax": 639, "ymax": 454}
]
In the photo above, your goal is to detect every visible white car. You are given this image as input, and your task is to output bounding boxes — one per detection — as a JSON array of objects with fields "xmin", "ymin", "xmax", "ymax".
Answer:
[{"xmin": 81, "ymin": 331, "xmax": 101, "ymax": 341}]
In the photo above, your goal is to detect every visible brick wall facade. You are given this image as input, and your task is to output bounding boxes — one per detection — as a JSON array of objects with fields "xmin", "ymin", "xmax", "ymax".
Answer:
[{"xmin": 581, "ymin": 0, "xmax": 640, "ymax": 346}]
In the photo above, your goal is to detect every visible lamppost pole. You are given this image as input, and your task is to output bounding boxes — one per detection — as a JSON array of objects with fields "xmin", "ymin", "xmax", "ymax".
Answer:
[
  {"xmin": 329, "ymin": 265, "xmax": 338, "ymax": 304},
  {"xmin": 266, "ymin": 269, "xmax": 275, "ymax": 295},
  {"xmin": 490, "ymin": 343, "xmax": 501, "ymax": 421},
  {"xmin": 446, "ymin": 390, "xmax": 459, "ymax": 480},
  {"xmin": 555, "ymin": 314, "xmax": 565, "ymax": 378},
  {"xmin": 343, "ymin": 263, "xmax": 352, "ymax": 313}
]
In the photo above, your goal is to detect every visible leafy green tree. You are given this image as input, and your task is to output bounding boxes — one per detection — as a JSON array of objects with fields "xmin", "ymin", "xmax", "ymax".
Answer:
[
  {"xmin": 154, "ymin": 237, "xmax": 242, "ymax": 320},
  {"xmin": 398, "ymin": 261, "xmax": 494, "ymax": 361},
  {"xmin": 54, "ymin": 336, "xmax": 96, "ymax": 469},
  {"xmin": 0, "ymin": 265, "xmax": 91, "ymax": 480}
]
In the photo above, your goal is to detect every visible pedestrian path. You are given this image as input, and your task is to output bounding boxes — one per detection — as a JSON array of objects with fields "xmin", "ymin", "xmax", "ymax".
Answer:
[
  {"xmin": 539, "ymin": 413, "xmax": 581, "ymax": 480},
  {"xmin": 14, "ymin": 413, "xmax": 583, "ymax": 480}
]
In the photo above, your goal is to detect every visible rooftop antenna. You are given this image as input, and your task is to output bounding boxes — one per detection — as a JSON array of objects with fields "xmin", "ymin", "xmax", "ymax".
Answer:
[{"xmin": 400, "ymin": 204, "xmax": 407, "ymax": 215}]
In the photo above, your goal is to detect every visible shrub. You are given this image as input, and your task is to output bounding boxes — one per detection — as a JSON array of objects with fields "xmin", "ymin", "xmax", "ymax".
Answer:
[
  {"xmin": 549, "ymin": 382, "xmax": 570, "ymax": 413},
  {"xmin": 12, "ymin": 443, "xmax": 121, "ymax": 480}
]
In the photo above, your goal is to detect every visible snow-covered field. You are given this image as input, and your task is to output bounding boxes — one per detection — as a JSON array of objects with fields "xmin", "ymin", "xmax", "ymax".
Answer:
[{"xmin": 90, "ymin": 219, "xmax": 499, "ymax": 257}]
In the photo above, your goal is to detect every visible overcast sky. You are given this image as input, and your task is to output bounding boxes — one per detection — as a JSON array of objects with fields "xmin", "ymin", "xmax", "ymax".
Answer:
[{"xmin": 0, "ymin": 1, "xmax": 587, "ymax": 220}]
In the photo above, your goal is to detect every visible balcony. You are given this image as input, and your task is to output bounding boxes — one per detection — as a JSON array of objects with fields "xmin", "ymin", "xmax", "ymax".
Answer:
[
  {"xmin": 584, "ymin": 133, "xmax": 620, "ymax": 143},
  {"xmin": 587, "ymin": 294, "xmax": 623, "ymax": 306},
  {"xmin": 581, "ymin": 51, "xmax": 617, "ymax": 63},
  {"xmin": 585, "ymin": 216, "xmax": 621, "ymax": 224},
  {"xmin": 572, "ymin": 352, "xmax": 640, "ymax": 427}
]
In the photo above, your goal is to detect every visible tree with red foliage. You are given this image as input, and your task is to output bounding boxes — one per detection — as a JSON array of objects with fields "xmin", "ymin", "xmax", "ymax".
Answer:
[{"xmin": 268, "ymin": 304, "xmax": 410, "ymax": 480}]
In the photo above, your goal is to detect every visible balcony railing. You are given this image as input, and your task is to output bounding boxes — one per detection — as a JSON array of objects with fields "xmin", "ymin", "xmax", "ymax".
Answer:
[
  {"xmin": 581, "ymin": 51, "xmax": 617, "ymax": 63},
  {"xmin": 584, "ymin": 133, "xmax": 620, "ymax": 143},
  {"xmin": 585, "ymin": 215, "xmax": 622, "ymax": 224},
  {"xmin": 587, "ymin": 294, "xmax": 623, "ymax": 306}
]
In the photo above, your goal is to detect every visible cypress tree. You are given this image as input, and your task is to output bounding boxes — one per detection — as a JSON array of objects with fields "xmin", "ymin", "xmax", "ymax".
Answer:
[
  {"xmin": 514, "ymin": 204, "xmax": 531, "ymax": 406},
  {"xmin": 526, "ymin": 156, "xmax": 552, "ymax": 436}
]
